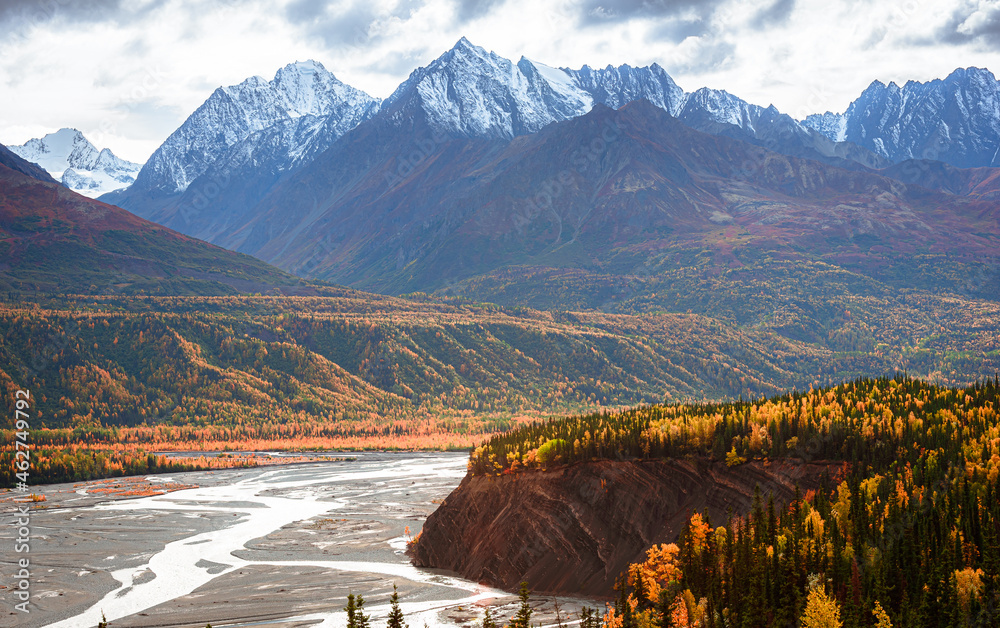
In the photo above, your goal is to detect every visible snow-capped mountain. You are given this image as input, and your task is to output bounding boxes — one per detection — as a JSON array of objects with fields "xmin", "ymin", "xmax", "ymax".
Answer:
[
  {"xmin": 103, "ymin": 37, "xmax": 887, "ymax": 250},
  {"xmin": 118, "ymin": 60, "xmax": 379, "ymax": 208},
  {"xmin": 377, "ymin": 38, "xmax": 880, "ymax": 169},
  {"xmin": 378, "ymin": 37, "xmax": 688, "ymax": 139},
  {"xmin": 803, "ymin": 67, "xmax": 1000, "ymax": 168},
  {"xmin": 677, "ymin": 88, "xmax": 888, "ymax": 169},
  {"xmin": 566, "ymin": 62, "xmax": 687, "ymax": 115},
  {"xmin": 6, "ymin": 128, "xmax": 141, "ymax": 197}
]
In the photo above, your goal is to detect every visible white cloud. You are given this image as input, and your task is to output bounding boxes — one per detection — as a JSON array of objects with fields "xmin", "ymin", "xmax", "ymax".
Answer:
[{"xmin": 1, "ymin": 0, "xmax": 998, "ymax": 162}]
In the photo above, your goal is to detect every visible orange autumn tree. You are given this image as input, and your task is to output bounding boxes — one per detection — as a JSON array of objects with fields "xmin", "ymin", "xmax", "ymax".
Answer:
[
  {"xmin": 628, "ymin": 542, "xmax": 681, "ymax": 604},
  {"xmin": 686, "ymin": 513, "xmax": 711, "ymax": 553}
]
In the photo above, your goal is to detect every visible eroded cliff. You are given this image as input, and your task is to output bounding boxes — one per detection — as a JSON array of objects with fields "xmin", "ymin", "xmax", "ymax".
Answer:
[{"xmin": 411, "ymin": 458, "xmax": 842, "ymax": 596}]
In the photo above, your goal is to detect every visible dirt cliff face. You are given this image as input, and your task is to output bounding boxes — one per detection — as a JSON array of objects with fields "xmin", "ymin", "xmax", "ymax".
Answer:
[{"xmin": 411, "ymin": 458, "xmax": 842, "ymax": 597}]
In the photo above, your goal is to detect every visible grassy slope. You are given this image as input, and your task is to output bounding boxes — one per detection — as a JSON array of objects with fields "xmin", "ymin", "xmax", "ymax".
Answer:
[{"xmin": 0, "ymin": 164, "xmax": 303, "ymax": 295}]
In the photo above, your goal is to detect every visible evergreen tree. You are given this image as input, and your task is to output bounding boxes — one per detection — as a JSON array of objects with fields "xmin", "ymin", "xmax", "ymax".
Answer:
[
  {"xmin": 386, "ymin": 584, "xmax": 407, "ymax": 628},
  {"xmin": 481, "ymin": 606, "xmax": 498, "ymax": 628},
  {"xmin": 345, "ymin": 593, "xmax": 358, "ymax": 628},
  {"xmin": 510, "ymin": 581, "xmax": 533, "ymax": 628},
  {"xmin": 656, "ymin": 589, "xmax": 675, "ymax": 628},
  {"xmin": 580, "ymin": 606, "xmax": 600, "ymax": 628},
  {"xmin": 614, "ymin": 574, "xmax": 637, "ymax": 628},
  {"xmin": 345, "ymin": 593, "xmax": 371, "ymax": 628}
]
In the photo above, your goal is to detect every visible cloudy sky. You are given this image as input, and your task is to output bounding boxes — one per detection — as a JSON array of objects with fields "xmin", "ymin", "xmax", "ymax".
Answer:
[{"xmin": 2, "ymin": 0, "xmax": 999, "ymax": 162}]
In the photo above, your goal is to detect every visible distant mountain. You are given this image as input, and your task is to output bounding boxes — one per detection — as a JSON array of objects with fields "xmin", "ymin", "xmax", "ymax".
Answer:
[
  {"xmin": 0, "ymin": 144, "xmax": 56, "ymax": 183},
  {"xmin": 804, "ymin": 67, "xmax": 1000, "ymax": 168},
  {"xmin": 129, "ymin": 38, "xmax": 882, "ymax": 248},
  {"xmin": 376, "ymin": 37, "xmax": 688, "ymax": 140},
  {"xmin": 378, "ymin": 38, "xmax": 878, "ymax": 168},
  {"xmin": 678, "ymin": 89, "xmax": 888, "ymax": 170},
  {"xmin": 220, "ymin": 100, "xmax": 998, "ymax": 306},
  {"xmin": 0, "ymin": 160, "xmax": 301, "ymax": 295},
  {"xmin": 6, "ymin": 128, "xmax": 141, "ymax": 197},
  {"xmin": 105, "ymin": 60, "xmax": 380, "ymax": 221}
]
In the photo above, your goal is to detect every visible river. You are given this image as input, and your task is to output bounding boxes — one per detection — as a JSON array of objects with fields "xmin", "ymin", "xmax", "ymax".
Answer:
[{"xmin": 1, "ymin": 453, "xmax": 595, "ymax": 628}]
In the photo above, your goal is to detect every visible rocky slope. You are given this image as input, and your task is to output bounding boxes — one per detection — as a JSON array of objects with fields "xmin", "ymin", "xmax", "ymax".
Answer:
[
  {"xmin": 0, "ymin": 143, "xmax": 56, "ymax": 183},
  {"xmin": 803, "ymin": 67, "xmax": 1000, "ymax": 168},
  {"xmin": 411, "ymin": 458, "xmax": 842, "ymax": 596},
  {"xmin": 223, "ymin": 99, "xmax": 1000, "ymax": 300},
  {"xmin": 106, "ymin": 60, "xmax": 379, "ymax": 221}
]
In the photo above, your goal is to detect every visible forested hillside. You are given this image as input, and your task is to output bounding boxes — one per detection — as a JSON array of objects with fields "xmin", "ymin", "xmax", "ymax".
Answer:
[
  {"xmin": 461, "ymin": 377, "xmax": 1000, "ymax": 627},
  {"xmin": 3, "ymin": 287, "xmax": 1000, "ymax": 486}
]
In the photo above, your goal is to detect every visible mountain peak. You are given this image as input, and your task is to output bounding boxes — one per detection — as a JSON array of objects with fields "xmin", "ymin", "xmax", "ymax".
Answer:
[
  {"xmin": 6, "ymin": 128, "xmax": 141, "ymax": 198},
  {"xmin": 439, "ymin": 36, "xmax": 493, "ymax": 65},
  {"xmin": 452, "ymin": 36, "xmax": 475, "ymax": 50},
  {"xmin": 383, "ymin": 45, "xmax": 691, "ymax": 138},
  {"xmin": 117, "ymin": 55, "xmax": 381, "ymax": 205},
  {"xmin": 274, "ymin": 59, "xmax": 332, "ymax": 81},
  {"xmin": 806, "ymin": 66, "xmax": 1000, "ymax": 167},
  {"xmin": 946, "ymin": 66, "xmax": 997, "ymax": 83},
  {"xmin": 45, "ymin": 127, "xmax": 87, "ymax": 142}
]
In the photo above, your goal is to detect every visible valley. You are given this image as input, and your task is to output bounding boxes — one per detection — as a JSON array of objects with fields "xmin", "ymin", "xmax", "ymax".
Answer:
[{"xmin": 2, "ymin": 22, "xmax": 1000, "ymax": 627}]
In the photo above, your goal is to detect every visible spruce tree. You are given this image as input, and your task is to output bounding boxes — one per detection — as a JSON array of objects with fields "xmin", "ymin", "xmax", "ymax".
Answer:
[
  {"xmin": 510, "ymin": 581, "xmax": 533, "ymax": 628},
  {"xmin": 580, "ymin": 606, "xmax": 600, "ymax": 628},
  {"xmin": 345, "ymin": 593, "xmax": 357, "ymax": 628},
  {"xmin": 355, "ymin": 594, "xmax": 370, "ymax": 628},
  {"xmin": 387, "ymin": 584, "xmax": 407, "ymax": 628},
  {"xmin": 656, "ymin": 589, "xmax": 675, "ymax": 628},
  {"xmin": 345, "ymin": 592, "xmax": 371, "ymax": 628},
  {"xmin": 481, "ymin": 606, "xmax": 498, "ymax": 628}
]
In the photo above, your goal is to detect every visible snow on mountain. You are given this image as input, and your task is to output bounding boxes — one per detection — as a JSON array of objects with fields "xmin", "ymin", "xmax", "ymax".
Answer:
[
  {"xmin": 106, "ymin": 37, "xmax": 893, "ymax": 244},
  {"xmin": 6, "ymin": 128, "xmax": 141, "ymax": 197},
  {"xmin": 125, "ymin": 60, "xmax": 379, "ymax": 203},
  {"xmin": 803, "ymin": 111, "xmax": 847, "ymax": 143},
  {"xmin": 377, "ymin": 38, "xmax": 880, "ymax": 171},
  {"xmin": 802, "ymin": 67, "xmax": 1000, "ymax": 168},
  {"xmin": 381, "ymin": 38, "xmax": 689, "ymax": 140},
  {"xmin": 566, "ymin": 62, "xmax": 687, "ymax": 116},
  {"xmin": 680, "ymin": 88, "xmax": 763, "ymax": 130}
]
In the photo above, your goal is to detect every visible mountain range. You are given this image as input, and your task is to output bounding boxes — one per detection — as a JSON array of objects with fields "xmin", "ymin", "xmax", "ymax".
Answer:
[
  {"xmin": 5, "ymin": 39, "xmax": 1000, "ymax": 316},
  {"xmin": 218, "ymin": 98, "xmax": 1000, "ymax": 305},
  {"xmin": 1, "ymin": 43, "xmax": 1000, "ymax": 442},
  {"xmin": 7, "ymin": 128, "xmax": 141, "ymax": 198},
  {"xmin": 98, "ymin": 39, "xmax": 899, "ymax": 240},
  {"xmin": 805, "ymin": 67, "xmax": 1000, "ymax": 168}
]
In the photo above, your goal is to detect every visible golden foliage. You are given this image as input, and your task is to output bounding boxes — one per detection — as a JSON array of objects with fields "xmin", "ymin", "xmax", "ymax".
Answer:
[{"xmin": 801, "ymin": 587, "xmax": 842, "ymax": 628}]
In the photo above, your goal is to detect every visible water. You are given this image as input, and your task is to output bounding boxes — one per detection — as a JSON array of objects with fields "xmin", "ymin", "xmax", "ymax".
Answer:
[{"xmin": 29, "ymin": 453, "xmax": 595, "ymax": 628}]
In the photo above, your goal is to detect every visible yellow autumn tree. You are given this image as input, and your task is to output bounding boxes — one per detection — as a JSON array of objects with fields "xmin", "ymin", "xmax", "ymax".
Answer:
[
  {"xmin": 872, "ymin": 601, "xmax": 892, "ymax": 628},
  {"xmin": 954, "ymin": 567, "xmax": 984, "ymax": 614},
  {"xmin": 627, "ymin": 543, "xmax": 681, "ymax": 603},
  {"xmin": 801, "ymin": 586, "xmax": 842, "ymax": 628}
]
